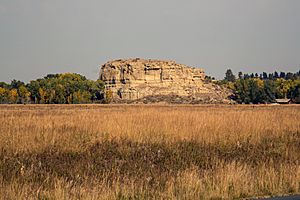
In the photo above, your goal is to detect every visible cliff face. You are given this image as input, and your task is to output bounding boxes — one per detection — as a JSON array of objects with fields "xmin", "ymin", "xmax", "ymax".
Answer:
[{"xmin": 99, "ymin": 58, "xmax": 231, "ymax": 103}]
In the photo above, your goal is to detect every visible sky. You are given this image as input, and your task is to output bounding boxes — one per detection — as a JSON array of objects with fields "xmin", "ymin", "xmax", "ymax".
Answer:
[{"xmin": 0, "ymin": 0, "xmax": 300, "ymax": 82}]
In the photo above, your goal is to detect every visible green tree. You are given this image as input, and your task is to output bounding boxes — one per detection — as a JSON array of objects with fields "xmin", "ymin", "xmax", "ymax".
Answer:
[
  {"xmin": 289, "ymin": 80, "xmax": 300, "ymax": 101},
  {"xmin": 275, "ymin": 78, "xmax": 291, "ymax": 98},
  {"xmin": 233, "ymin": 78, "xmax": 275, "ymax": 104},
  {"xmin": 25, "ymin": 73, "xmax": 104, "ymax": 104},
  {"xmin": 0, "ymin": 82, "xmax": 9, "ymax": 89},
  {"xmin": 262, "ymin": 72, "xmax": 268, "ymax": 80},
  {"xmin": 233, "ymin": 79, "xmax": 250, "ymax": 103},
  {"xmin": 238, "ymin": 72, "xmax": 243, "ymax": 79},
  {"xmin": 263, "ymin": 80, "xmax": 276, "ymax": 102},
  {"xmin": 285, "ymin": 72, "xmax": 294, "ymax": 80},
  {"xmin": 27, "ymin": 80, "xmax": 41, "ymax": 103},
  {"xmin": 10, "ymin": 80, "xmax": 25, "ymax": 89},
  {"xmin": 225, "ymin": 69, "xmax": 236, "ymax": 82}
]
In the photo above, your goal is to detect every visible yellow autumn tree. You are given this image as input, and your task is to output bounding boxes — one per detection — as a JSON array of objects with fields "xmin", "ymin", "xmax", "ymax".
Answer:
[
  {"xmin": 255, "ymin": 78, "xmax": 264, "ymax": 89},
  {"xmin": 18, "ymin": 85, "xmax": 31, "ymax": 103},
  {"xmin": 105, "ymin": 90, "xmax": 113, "ymax": 104},
  {"xmin": 0, "ymin": 87, "xmax": 8, "ymax": 103},
  {"xmin": 39, "ymin": 88, "xmax": 47, "ymax": 103},
  {"xmin": 8, "ymin": 89, "xmax": 19, "ymax": 103}
]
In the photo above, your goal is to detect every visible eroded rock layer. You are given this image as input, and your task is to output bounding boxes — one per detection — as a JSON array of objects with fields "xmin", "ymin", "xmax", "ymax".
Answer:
[{"xmin": 99, "ymin": 58, "xmax": 231, "ymax": 103}]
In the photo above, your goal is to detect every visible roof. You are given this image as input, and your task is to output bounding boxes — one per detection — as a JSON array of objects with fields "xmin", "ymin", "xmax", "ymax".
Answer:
[{"xmin": 275, "ymin": 99, "xmax": 291, "ymax": 103}]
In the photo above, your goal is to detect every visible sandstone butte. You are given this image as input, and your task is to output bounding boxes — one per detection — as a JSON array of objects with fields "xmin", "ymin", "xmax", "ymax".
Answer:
[{"xmin": 99, "ymin": 58, "xmax": 232, "ymax": 104}]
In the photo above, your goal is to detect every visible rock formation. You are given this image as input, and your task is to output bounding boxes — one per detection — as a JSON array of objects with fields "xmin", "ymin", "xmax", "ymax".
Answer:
[{"xmin": 99, "ymin": 58, "xmax": 232, "ymax": 103}]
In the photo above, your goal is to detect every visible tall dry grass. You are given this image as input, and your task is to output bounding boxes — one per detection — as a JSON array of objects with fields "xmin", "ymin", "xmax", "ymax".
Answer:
[{"xmin": 0, "ymin": 104, "xmax": 299, "ymax": 199}]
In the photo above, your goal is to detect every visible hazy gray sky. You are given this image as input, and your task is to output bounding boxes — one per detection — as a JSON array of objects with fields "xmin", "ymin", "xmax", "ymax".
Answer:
[{"xmin": 0, "ymin": 0, "xmax": 300, "ymax": 82}]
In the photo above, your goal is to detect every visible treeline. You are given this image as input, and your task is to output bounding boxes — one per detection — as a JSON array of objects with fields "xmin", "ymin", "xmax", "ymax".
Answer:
[
  {"xmin": 0, "ymin": 73, "xmax": 104, "ymax": 104},
  {"xmin": 1, "ymin": 70, "xmax": 299, "ymax": 104},
  {"xmin": 219, "ymin": 69, "xmax": 300, "ymax": 104}
]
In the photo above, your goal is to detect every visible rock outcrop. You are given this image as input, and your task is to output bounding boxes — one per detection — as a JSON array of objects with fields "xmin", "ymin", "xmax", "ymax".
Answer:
[{"xmin": 99, "ymin": 58, "xmax": 232, "ymax": 103}]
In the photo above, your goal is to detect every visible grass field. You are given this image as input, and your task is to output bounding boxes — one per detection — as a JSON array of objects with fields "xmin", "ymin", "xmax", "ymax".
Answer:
[{"xmin": 0, "ymin": 104, "xmax": 299, "ymax": 199}]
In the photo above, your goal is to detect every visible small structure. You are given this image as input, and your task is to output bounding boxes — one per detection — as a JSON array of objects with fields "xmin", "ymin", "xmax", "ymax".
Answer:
[{"xmin": 275, "ymin": 99, "xmax": 291, "ymax": 104}]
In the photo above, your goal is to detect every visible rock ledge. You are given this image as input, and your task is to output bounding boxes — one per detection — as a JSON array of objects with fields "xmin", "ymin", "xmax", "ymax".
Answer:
[{"xmin": 99, "ymin": 58, "xmax": 231, "ymax": 103}]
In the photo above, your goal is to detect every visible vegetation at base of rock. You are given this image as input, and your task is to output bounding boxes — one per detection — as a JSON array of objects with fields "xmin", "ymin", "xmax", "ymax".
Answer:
[
  {"xmin": 218, "ymin": 70, "xmax": 300, "ymax": 104},
  {"xmin": 0, "ymin": 105, "xmax": 299, "ymax": 199},
  {"xmin": 0, "ymin": 73, "xmax": 104, "ymax": 104},
  {"xmin": 0, "ymin": 68, "xmax": 299, "ymax": 104}
]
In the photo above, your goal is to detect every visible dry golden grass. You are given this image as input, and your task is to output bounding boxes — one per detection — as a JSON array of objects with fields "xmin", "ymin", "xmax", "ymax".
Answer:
[{"xmin": 0, "ymin": 104, "xmax": 299, "ymax": 199}]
